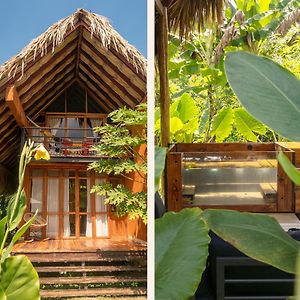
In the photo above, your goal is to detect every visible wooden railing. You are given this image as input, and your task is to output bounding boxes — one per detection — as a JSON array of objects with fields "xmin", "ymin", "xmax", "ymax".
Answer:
[{"xmin": 22, "ymin": 127, "xmax": 101, "ymax": 158}]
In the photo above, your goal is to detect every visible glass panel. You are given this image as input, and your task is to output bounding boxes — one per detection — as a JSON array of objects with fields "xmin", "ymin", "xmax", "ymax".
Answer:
[
  {"xmin": 64, "ymin": 215, "xmax": 75, "ymax": 237},
  {"xmin": 47, "ymin": 215, "xmax": 59, "ymax": 238},
  {"xmin": 86, "ymin": 118, "xmax": 95, "ymax": 138},
  {"xmin": 95, "ymin": 178, "xmax": 107, "ymax": 212},
  {"xmin": 47, "ymin": 178, "xmax": 59, "ymax": 213},
  {"xmin": 31, "ymin": 177, "xmax": 43, "ymax": 213},
  {"xmin": 86, "ymin": 214, "xmax": 92, "ymax": 237},
  {"xmin": 53, "ymin": 118, "xmax": 65, "ymax": 139},
  {"xmin": 67, "ymin": 118, "xmax": 84, "ymax": 141},
  {"xmin": 96, "ymin": 214, "xmax": 108, "ymax": 237},
  {"xmin": 29, "ymin": 213, "xmax": 43, "ymax": 239},
  {"xmin": 80, "ymin": 215, "xmax": 87, "ymax": 237},
  {"xmin": 79, "ymin": 179, "xmax": 87, "ymax": 213},
  {"xmin": 69, "ymin": 178, "xmax": 75, "ymax": 213},
  {"xmin": 182, "ymin": 151, "xmax": 278, "ymax": 206}
]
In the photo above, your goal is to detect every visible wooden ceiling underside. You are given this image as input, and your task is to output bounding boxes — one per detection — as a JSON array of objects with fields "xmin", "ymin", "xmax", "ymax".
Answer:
[{"xmin": 0, "ymin": 21, "xmax": 146, "ymax": 168}]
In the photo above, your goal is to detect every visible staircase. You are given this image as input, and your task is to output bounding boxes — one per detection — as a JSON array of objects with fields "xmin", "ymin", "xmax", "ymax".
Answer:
[{"xmin": 20, "ymin": 250, "xmax": 147, "ymax": 299}]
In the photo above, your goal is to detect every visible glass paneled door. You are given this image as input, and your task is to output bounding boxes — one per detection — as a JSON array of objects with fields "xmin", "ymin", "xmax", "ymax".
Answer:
[{"xmin": 29, "ymin": 168, "xmax": 108, "ymax": 239}]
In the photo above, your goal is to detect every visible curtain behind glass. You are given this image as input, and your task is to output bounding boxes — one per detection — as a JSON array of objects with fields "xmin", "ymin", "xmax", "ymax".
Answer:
[
  {"xmin": 31, "ymin": 177, "xmax": 43, "ymax": 213},
  {"xmin": 86, "ymin": 179, "xmax": 92, "ymax": 237},
  {"xmin": 48, "ymin": 118, "xmax": 62, "ymax": 136},
  {"xmin": 47, "ymin": 178, "xmax": 59, "ymax": 238},
  {"xmin": 95, "ymin": 178, "xmax": 108, "ymax": 237},
  {"xmin": 90, "ymin": 119, "xmax": 103, "ymax": 138},
  {"xmin": 63, "ymin": 178, "xmax": 70, "ymax": 236}
]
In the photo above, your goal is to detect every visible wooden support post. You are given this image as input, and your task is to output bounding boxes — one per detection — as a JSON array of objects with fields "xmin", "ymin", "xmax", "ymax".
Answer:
[
  {"xmin": 5, "ymin": 85, "xmax": 29, "ymax": 128},
  {"xmin": 277, "ymin": 150, "xmax": 295, "ymax": 212},
  {"xmin": 157, "ymin": 6, "xmax": 170, "ymax": 147},
  {"xmin": 166, "ymin": 152, "xmax": 182, "ymax": 211}
]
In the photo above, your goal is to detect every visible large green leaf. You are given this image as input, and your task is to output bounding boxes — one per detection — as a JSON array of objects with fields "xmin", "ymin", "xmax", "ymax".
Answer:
[
  {"xmin": 202, "ymin": 209, "xmax": 300, "ymax": 274},
  {"xmin": 234, "ymin": 107, "xmax": 266, "ymax": 141},
  {"xmin": 155, "ymin": 208, "xmax": 210, "ymax": 300},
  {"xmin": 278, "ymin": 152, "xmax": 300, "ymax": 185},
  {"xmin": 225, "ymin": 51, "xmax": 300, "ymax": 141},
  {"xmin": 177, "ymin": 93, "xmax": 198, "ymax": 123},
  {"xmin": 210, "ymin": 107, "xmax": 234, "ymax": 142},
  {"xmin": 155, "ymin": 147, "xmax": 167, "ymax": 192},
  {"xmin": 0, "ymin": 255, "xmax": 40, "ymax": 300},
  {"xmin": 2, "ymin": 211, "xmax": 37, "ymax": 262},
  {"xmin": 0, "ymin": 217, "xmax": 7, "ymax": 244},
  {"xmin": 7, "ymin": 190, "xmax": 26, "ymax": 231},
  {"xmin": 170, "ymin": 117, "xmax": 183, "ymax": 134}
]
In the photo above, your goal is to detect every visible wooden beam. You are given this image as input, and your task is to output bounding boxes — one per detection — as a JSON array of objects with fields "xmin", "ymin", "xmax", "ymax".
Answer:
[
  {"xmin": 155, "ymin": 0, "xmax": 165, "ymax": 16},
  {"xmin": 75, "ymin": 25, "xmax": 83, "ymax": 77},
  {"xmin": 157, "ymin": 7, "xmax": 170, "ymax": 147},
  {"xmin": 5, "ymin": 85, "xmax": 29, "ymax": 128}
]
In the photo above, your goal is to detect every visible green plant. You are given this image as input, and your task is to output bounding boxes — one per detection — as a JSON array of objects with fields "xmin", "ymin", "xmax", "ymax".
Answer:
[
  {"xmin": 89, "ymin": 104, "xmax": 147, "ymax": 223},
  {"xmin": 0, "ymin": 141, "xmax": 50, "ymax": 300},
  {"xmin": 155, "ymin": 0, "xmax": 300, "ymax": 145},
  {"xmin": 156, "ymin": 208, "xmax": 299, "ymax": 300},
  {"xmin": 156, "ymin": 49, "xmax": 300, "ymax": 299}
]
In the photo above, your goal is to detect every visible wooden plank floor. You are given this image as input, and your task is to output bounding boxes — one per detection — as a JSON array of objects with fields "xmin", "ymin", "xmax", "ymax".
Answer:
[{"xmin": 13, "ymin": 238, "xmax": 146, "ymax": 253}]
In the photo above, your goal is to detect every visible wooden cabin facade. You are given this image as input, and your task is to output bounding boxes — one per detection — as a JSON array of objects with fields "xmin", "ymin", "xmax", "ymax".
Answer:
[{"xmin": 0, "ymin": 9, "xmax": 147, "ymax": 242}]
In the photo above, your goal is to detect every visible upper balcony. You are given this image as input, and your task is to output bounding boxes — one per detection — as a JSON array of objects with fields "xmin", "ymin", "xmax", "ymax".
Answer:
[
  {"xmin": 23, "ymin": 127, "xmax": 101, "ymax": 159},
  {"xmin": 22, "ymin": 115, "xmax": 106, "ymax": 161}
]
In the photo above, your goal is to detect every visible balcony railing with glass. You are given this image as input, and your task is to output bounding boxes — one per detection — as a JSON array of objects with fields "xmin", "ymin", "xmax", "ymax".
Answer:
[{"xmin": 23, "ymin": 127, "xmax": 101, "ymax": 158}]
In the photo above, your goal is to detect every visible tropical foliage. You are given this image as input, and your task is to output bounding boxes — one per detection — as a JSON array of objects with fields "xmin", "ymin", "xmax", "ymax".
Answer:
[
  {"xmin": 0, "ymin": 141, "xmax": 50, "ymax": 300},
  {"xmin": 155, "ymin": 2, "xmax": 300, "ymax": 298},
  {"xmin": 155, "ymin": 208, "xmax": 300, "ymax": 300},
  {"xmin": 90, "ymin": 104, "xmax": 147, "ymax": 223},
  {"xmin": 155, "ymin": 0, "xmax": 300, "ymax": 144}
]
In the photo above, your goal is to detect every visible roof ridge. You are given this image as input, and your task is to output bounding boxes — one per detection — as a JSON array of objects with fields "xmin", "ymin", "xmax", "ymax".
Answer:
[{"xmin": 0, "ymin": 8, "xmax": 146, "ymax": 82}]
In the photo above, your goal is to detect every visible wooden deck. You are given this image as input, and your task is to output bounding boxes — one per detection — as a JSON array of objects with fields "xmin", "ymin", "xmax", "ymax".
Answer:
[{"xmin": 13, "ymin": 238, "xmax": 146, "ymax": 253}]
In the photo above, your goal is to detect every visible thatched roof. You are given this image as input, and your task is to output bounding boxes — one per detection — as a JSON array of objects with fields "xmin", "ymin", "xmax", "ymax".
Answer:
[
  {"xmin": 160, "ymin": 0, "xmax": 225, "ymax": 38},
  {"xmin": 0, "ymin": 9, "xmax": 146, "ymax": 168},
  {"xmin": 0, "ymin": 9, "xmax": 146, "ymax": 80}
]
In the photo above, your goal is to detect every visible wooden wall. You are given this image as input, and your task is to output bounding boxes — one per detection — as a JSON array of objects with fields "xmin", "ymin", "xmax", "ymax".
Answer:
[
  {"xmin": 278, "ymin": 142, "xmax": 300, "ymax": 213},
  {"xmin": 109, "ymin": 141, "xmax": 147, "ymax": 241},
  {"xmin": 0, "ymin": 164, "xmax": 15, "ymax": 194}
]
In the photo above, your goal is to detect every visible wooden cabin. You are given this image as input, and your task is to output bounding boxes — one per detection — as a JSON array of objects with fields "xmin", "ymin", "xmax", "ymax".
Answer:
[{"xmin": 0, "ymin": 9, "xmax": 147, "ymax": 243}]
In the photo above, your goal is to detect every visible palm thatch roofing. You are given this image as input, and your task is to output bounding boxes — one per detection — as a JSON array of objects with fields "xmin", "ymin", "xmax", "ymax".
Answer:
[
  {"xmin": 159, "ymin": 0, "xmax": 225, "ymax": 38},
  {"xmin": 0, "ymin": 9, "xmax": 146, "ymax": 168}
]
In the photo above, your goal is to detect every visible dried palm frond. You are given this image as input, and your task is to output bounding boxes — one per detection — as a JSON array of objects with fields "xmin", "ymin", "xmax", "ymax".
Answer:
[
  {"xmin": 276, "ymin": 9, "xmax": 300, "ymax": 36},
  {"xmin": 213, "ymin": 10, "xmax": 244, "ymax": 65},
  {"xmin": 161, "ymin": 0, "xmax": 225, "ymax": 39},
  {"xmin": 0, "ymin": 9, "xmax": 146, "ymax": 82}
]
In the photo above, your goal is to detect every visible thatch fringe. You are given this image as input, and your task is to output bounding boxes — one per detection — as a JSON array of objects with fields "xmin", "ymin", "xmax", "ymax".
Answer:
[
  {"xmin": 0, "ymin": 9, "xmax": 146, "ymax": 81},
  {"xmin": 162, "ymin": 0, "xmax": 225, "ymax": 39}
]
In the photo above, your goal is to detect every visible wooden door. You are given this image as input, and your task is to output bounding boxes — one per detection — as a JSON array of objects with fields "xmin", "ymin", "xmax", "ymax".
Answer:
[{"xmin": 27, "ymin": 167, "xmax": 109, "ymax": 239}]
